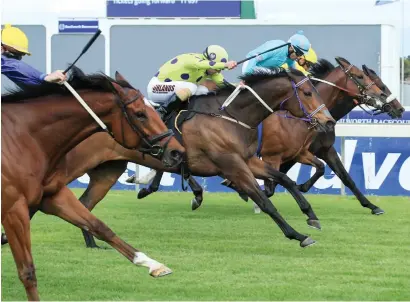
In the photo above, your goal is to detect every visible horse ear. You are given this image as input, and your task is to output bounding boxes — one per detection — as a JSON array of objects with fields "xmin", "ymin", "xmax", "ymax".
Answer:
[
  {"xmin": 334, "ymin": 57, "xmax": 343, "ymax": 66},
  {"xmin": 362, "ymin": 65, "xmax": 370, "ymax": 76},
  {"xmin": 115, "ymin": 71, "xmax": 127, "ymax": 82},
  {"xmin": 110, "ymin": 82, "xmax": 126, "ymax": 98}
]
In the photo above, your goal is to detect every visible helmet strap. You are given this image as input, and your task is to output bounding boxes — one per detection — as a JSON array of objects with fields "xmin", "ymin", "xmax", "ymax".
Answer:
[
  {"xmin": 1, "ymin": 44, "xmax": 24, "ymax": 60},
  {"xmin": 3, "ymin": 50, "xmax": 23, "ymax": 61}
]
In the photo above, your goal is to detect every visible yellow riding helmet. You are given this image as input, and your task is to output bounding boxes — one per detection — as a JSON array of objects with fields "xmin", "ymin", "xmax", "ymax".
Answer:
[
  {"xmin": 1, "ymin": 24, "xmax": 31, "ymax": 55},
  {"xmin": 203, "ymin": 45, "xmax": 229, "ymax": 63},
  {"xmin": 304, "ymin": 48, "xmax": 317, "ymax": 64},
  {"xmin": 283, "ymin": 62, "xmax": 309, "ymax": 75},
  {"xmin": 295, "ymin": 63, "xmax": 309, "ymax": 75}
]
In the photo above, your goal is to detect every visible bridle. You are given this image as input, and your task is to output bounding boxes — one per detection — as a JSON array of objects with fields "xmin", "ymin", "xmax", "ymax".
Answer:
[
  {"xmin": 112, "ymin": 88, "xmax": 174, "ymax": 159},
  {"xmin": 309, "ymin": 63, "xmax": 390, "ymax": 116},
  {"xmin": 276, "ymin": 76, "xmax": 325, "ymax": 128},
  {"xmin": 218, "ymin": 74, "xmax": 326, "ymax": 129}
]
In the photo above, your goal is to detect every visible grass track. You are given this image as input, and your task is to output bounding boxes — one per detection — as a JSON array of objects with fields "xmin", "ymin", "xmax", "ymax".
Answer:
[{"xmin": 2, "ymin": 190, "xmax": 410, "ymax": 301}]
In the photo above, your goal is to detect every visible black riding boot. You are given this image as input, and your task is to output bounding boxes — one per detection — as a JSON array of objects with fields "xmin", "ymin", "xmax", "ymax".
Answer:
[{"xmin": 157, "ymin": 94, "xmax": 182, "ymax": 120}]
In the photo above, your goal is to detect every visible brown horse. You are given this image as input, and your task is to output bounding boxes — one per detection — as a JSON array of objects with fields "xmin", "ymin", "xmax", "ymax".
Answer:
[
  {"xmin": 139, "ymin": 57, "xmax": 403, "ymax": 220},
  {"xmin": 256, "ymin": 58, "xmax": 405, "ymax": 213},
  {"xmin": 3, "ymin": 68, "xmax": 335, "ymax": 251},
  {"xmin": 1, "ymin": 67, "xmax": 185, "ymax": 300}
]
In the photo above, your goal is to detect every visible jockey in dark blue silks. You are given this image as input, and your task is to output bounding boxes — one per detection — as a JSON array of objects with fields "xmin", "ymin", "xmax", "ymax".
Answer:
[{"xmin": 1, "ymin": 24, "xmax": 66, "ymax": 88}]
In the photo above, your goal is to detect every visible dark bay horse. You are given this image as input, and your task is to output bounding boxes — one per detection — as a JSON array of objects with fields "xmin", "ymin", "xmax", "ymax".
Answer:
[
  {"xmin": 1, "ymin": 67, "xmax": 185, "ymax": 300},
  {"xmin": 258, "ymin": 58, "xmax": 404, "ymax": 211},
  {"xmin": 140, "ymin": 57, "xmax": 403, "ymax": 221},
  {"xmin": 4, "ymin": 68, "xmax": 335, "ymax": 251},
  {"xmin": 217, "ymin": 58, "xmax": 404, "ymax": 216}
]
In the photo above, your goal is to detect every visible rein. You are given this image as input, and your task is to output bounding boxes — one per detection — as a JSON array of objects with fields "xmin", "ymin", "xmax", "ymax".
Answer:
[{"xmin": 215, "ymin": 76, "xmax": 324, "ymax": 129}]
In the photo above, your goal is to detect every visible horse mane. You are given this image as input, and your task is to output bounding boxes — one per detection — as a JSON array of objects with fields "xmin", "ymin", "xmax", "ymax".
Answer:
[
  {"xmin": 216, "ymin": 67, "xmax": 303, "ymax": 94},
  {"xmin": 1, "ymin": 66, "xmax": 134, "ymax": 104},
  {"xmin": 238, "ymin": 66, "xmax": 293, "ymax": 85},
  {"xmin": 309, "ymin": 59, "xmax": 336, "ymax": 81}
]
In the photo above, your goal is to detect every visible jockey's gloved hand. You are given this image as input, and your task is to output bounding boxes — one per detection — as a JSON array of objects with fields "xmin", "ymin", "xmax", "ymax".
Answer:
[
  {"xmin": 45, "ymin": 70, "xmax": 67, "ymax": 84},
  {"xmin": 224, "ymin": 61, "xmax": 238, "ymax": 70}
]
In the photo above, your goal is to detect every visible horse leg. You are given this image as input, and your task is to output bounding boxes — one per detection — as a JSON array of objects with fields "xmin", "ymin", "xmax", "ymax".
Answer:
[
  {"xmin": 294, "ymin": 152, "xmax": 325, "ymax": 193},
  {"xmin": 319, "ymin": 146, "xmax": 384, "ymax": 215},
  {"xmin": 40, "ymin": 186, "xmax": 172, "ymax": 277},
  {"xmin": 220, "ymin": 179, "xmax": 249, "ymax": 202},
  {"xmin": 2, "ymin": 198, "xmax": 40, "ymax": 301},
  {"xmin": 79, "ymin": 161, "xmax": 128, "ymax": 249},
  {"xmin": 188, "ymin": 176, "xmax": 204, "ymax": 211},
  {"xmin": 216, "ymin": 154, "xmax": 315, "ymax": 247},
  {"xmin": 2, "ymin": 208, "xmax": 38, "ymax": 246},
  {"xmin": 248, "ymin": 157, "xmax": 321, "ymax": 230},
  {"xmin": 264, "ymin": 160, "xmax": 296, "ymax": 198},
  {"xmin": 137, "ymin": 171, "xmax": 163, "ymax": 199}
]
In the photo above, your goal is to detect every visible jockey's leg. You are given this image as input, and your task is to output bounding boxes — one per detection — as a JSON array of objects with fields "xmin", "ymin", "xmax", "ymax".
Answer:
[{"xmin": 147, "ymin": 76, "xmax": 198, "ymax": 120}]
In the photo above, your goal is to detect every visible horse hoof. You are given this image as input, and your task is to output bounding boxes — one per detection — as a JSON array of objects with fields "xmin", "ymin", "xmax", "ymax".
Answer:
[
  {"xmin": 1, "ymin": 233, "xmax": 8, "ymax": 245},
  {"xmin": 150, "ymin": 265, "xmax": 173, "ymax": 278},
  {"xmin": 300, "ymin": 237, "xmax": 317, "ymax": 248},
  {"xmin": 371, "ymin": 207, "xmax": 385, "ymax": 215},
  {"xmin": 220, "ymin": 179, "xmax": 232, "ymax": 187},
  {"xmin": 191, "ymin": 198, "xmax": 202, "ymax": 211},
  {"xmin": 137, "ymin": 188, "xmax": 151, "ymax": 199},
  {"xmin": 239, "ymin": 193, "xmax": 249, "ymax": 202},
  {"xmin": 125, "ymin": 175, "xmax": 136, "ymax": 184},
  {"xmin": 307, "ymin": 219, "xmax": 322, "ymax": 230},
  {"xmin": 264, "ymin": 190, "xmax": 274, "ymax": 198}
]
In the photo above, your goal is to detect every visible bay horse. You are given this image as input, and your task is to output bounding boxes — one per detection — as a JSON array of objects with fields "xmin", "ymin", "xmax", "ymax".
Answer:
[
  {"xmin": 257, "ymin": 58, "xmax": 405, "ymax": 212},
  {"xmin": 4, "ymin": 68, "xmax": 335, "ymax": 250},
  {"xmin": 138, "ymin": 57, "xmax": 402, "ymax": 223},
  {"xmin": 1, "ymin": 67, "xmax": 185, "ymax": 301}
]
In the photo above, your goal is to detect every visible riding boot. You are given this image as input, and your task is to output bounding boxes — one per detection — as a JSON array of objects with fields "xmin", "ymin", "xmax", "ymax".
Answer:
[{"xmin": 156, "ymin": 94, "xmax": 182, "ymax": 120}]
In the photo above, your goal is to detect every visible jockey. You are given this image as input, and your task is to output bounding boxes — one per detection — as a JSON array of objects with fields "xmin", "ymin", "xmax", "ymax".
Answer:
[
  {"xmin": 242, "ymin": 30, "xmax": 311, "ymax": 75},
  {"xmin": 282, "ymin": 47, "xmax": 318, "ymax": 75},
  {"xmin": 147, "ymin": 45, "xmax": 238, "ymax": 120},
  {"xmin": 126, "ymin": 45, "xmax": 237, "ymax": 185},
  {"xmin": 1, "ymin": 24, "xmax": 66, "ymax": 88}
]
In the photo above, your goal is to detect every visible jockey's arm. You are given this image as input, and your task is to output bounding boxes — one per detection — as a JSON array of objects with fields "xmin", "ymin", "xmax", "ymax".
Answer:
[
  {"xmin": 1, "ymin": 55, "xmax": 46, "ymax": 86},
  {"xmin": 186, "ymin": 57, "xmax": 226, "ymax": 71},
  {"xmin": 209, "ymin": 72, "xmax": 225, "ymax": 87}
]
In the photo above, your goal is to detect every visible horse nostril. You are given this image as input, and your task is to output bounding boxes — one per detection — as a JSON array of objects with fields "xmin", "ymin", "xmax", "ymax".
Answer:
[{"xmin": 170, "ymin": 150, "xmax": 182, "ymax": 161}]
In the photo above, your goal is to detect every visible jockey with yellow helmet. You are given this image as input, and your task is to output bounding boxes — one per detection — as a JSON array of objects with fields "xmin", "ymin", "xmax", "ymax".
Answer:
[
  {"xmin": 242, "ymin": 30, "xmax": 311, "ymax": 75},
  {"xmin": 147, "ymin": 45, "xmax": 237, "ymax": 120},
  {"xmin": 282, "ymin": 47, "xmax": 318, "ymax": 75},
  {"xmin": 1, "ymin": 24, "xmax": 66, "ymax": 88}
]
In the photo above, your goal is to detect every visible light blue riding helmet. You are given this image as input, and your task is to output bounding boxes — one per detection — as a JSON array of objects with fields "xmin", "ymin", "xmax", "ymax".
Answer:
[{"xmin": 288, "ymin": 30, "xmax": 311, "ymax": 55}]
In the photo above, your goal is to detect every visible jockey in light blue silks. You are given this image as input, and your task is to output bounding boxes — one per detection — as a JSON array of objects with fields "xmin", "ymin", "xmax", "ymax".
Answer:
[{"xmin": 242, "ymin": 30, "xmax": 311, "ymax": 75}]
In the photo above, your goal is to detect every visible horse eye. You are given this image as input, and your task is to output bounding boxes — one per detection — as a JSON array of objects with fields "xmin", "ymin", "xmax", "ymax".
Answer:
[
  {"xmin": 304, "ymin": 91, "xmax": 312, "ymax": 97},
  {"xmin": 357, "ymin": 75, "xmax": 364, "ymax": 79}
]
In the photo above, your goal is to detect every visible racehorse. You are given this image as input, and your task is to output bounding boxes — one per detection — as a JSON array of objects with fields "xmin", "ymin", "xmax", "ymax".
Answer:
[
  {"xmin": 139, "ymin": 57, "xmax": 403, "ymax": 221},
  {"xmin": 1, "ymin": 67, "xmax": 185, "ymax": 301},
  {"xmin": 258, "ymin": 59, "xmax": 405, "ymax": 212},
  {"xmin": 3, "ymin": 68, "xmax": 335, "ymax": 251}
]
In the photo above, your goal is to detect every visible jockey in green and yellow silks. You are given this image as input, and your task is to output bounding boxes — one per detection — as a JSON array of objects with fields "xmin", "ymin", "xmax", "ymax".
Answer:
[{"xmin": 147, "ymin": 45, "xmax": 238, "ymax": 119}]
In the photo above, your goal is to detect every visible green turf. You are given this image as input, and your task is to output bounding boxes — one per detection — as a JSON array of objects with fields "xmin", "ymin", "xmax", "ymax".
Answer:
[{"xmin": 2, "ymin": 190, "xmax": 410, "ymax": 301}]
